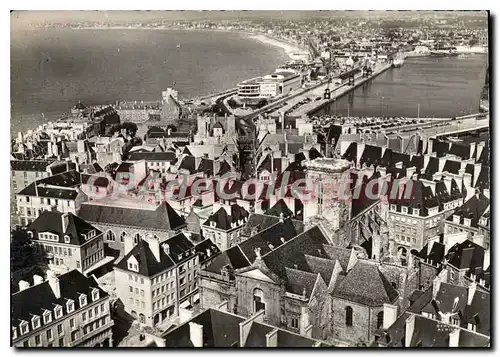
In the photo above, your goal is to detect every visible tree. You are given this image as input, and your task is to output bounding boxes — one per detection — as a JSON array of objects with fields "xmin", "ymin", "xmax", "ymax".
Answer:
[{"xmin": 11, "ymin": 229, "xmax": 48, "ymax": 289}]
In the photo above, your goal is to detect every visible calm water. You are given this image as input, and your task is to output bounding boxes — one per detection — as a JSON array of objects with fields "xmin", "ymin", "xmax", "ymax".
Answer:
[
  {"xmin": 11, "ymin": 28, "xmax": 288, "ymax": 134},
  {"xmin": 315, "ymin": 55, "xmax": 488, "ymax": 118}
]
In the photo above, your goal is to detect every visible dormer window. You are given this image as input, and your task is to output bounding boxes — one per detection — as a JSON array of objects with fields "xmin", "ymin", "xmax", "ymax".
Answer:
[
  {"xmin": 464, "ymin": 218, "xmax": 471, "ymax": 227},
  {"xmin": 88, "ymin": 230, "xmax": 96, "ymax": 239},
  {"xmin": 66, "ymin": 300, "xmax": 74, "ymax": 314},
  {"xmin": 19, "ymin": 321, "xmax": 28, "ymax": 335},
  {"xmin": 413, "ymin": 208, "xmax": 420, "ymax": 216},
  {"xmin": 453, "ymin": 215, "xmax": 460, "ymax": 224},
  {"xmin": 390, "ymin": 204, "xmax": 396, "ymax": 212},
  {"xmin": 32, "ymin": 315, "xmax": 41, "ymax": 330},
  {"xmin": 64, "ymin": 235, "xmax": 70, "ymax": 244},
  {"xmin": 79, "ymin": 294, "xmax": 87, "ymax": 308},
  {"xmin": 91, "ymin": 288, "xmax": 99, "ymax": 302},
  {"xmin": 12, "ymin": 327, "xmax": 17, "ymax": 340},
  {"xmin": 27, "ymin": 231, "xmax": 33, "ymax": 239},
  {"xmin": 402, "ymin": 207, "xmax": 408, "ymax": 214},
  {"xmin": 53, "ymin": 304, "xmax": 62, "ymax": 319},
  {"xmin": 80, "ymin": 233, "xmax": 87, "ymax": 241},
  {"xmin": 43, "ymin": 310, "xmax": 52, "ymax": 324}
]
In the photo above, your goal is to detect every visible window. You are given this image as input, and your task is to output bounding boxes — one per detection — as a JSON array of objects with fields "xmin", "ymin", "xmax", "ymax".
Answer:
[
  {"xmin": 377, "ymin": 311, "xmax": 384, "ymax": 329},
  {"xmin": 35, "ymin": 334, "xmax": 41, "ymax": 346},
  {"xmin": 70, "ymin": 318, "xmax": 75, "ymax": 329},
  {"xmin": 71, "ymin": 331, "xmax": 78, "ymax": 342},
  {"xmin": 32, "ymin": 316, "xmax": 41, "ymax": 330},
  {"xmin": 140, "ymin": 289, "xmax": 144, "ymax": 297},
  {"xmin": 128, "ymin": 274, "xmax": 132, "ymax": 281},
  {"xmin": 88, "ymin": 309, "xmax": 93, "ymax": 319},
  {"xmin": 79, "ymin": 294, "xmax": 87, "ymax": 307},
  {"xmin": 95, "ymin": 306, "xmax": 99, "ymax": 316},
  {"xmin": 64, "ymin": 235, "xmax": 70, "ymax": 244},
  {"xmin": 129, "ymin": 286, "xmax": 133, "ymax": 293},
  {"xmin": 46, "ymin": 329, "xmax": 53, "ymax": 340},
  {"xmin": 101, "ymin": 304, "xmax": 105, "ymax": 314},
  {"xmin": 141, "ymin": 301, "xmax": 145, "ymax": 309},
  {"xmin": 291, "ymin": 318, "xmax": 299, "ymax": 329},
  {"xmin": 106, "ymin": 230, "xmax": 116, "ymax": 242},
  {"xmin": 23, "ymin": 341, "xmax": 29, "ymax": 347},
  {"xmin": 180, "ymin": 277, "xmax": 185, "ymax": 285},
  {"xmin": 43, "ymin": 310, "xmax": 52, "ymax": 324},
  {"xmin": 140, "ymin": 278, "xmax": 144, "ymax": 284},
  {"xmin": 66, "ymin": 300, "xmax": 74, "ymax": 313},
  {"xmin": 57, "ymin": 324, "xmax": 63, "ymax": 335},
  {"xmin": 120, "ymin": 232, "xmax": 126, "ymax": 242},
  {"xmin": 83, "ymin": 312, "xmax": 87, "ymax": 321},
  {"xmin": 345, "ymin": 307, "xmax": 353, "ymax": 326},
  {"xmin": 253, "ymin": 288, "xmax": 266, "ymax": 314},
  {"xmin": 92, "ymin": 288, "xmax": 99, "ymax": 301},
  {"xmin": 20, "ymin": 322, "xmax": 28, "ymax": 335},
  {"xmin": 59, "ymin": 338, "xmax": 64, "ymax": 347}
]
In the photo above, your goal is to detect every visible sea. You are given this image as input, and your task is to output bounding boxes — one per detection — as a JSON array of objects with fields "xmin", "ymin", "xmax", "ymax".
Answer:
[
  {"xmin": 314, "ymin": 54, "xmax": 488, "ymax": 118},
  {"xmin": 10, "ymin": 28, "xmax": 289, "ymax": 135},
  {"xmin": 11, "ymin": 28, "xmax": 488, "ymax": 135}
]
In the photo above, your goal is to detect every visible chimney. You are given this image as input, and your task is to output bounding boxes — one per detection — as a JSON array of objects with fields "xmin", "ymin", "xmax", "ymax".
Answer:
[
  {"xmin": 265, "ymin": 328, "xmax": 279, "ymax": 347},
  {"xmin": 239, "ymin": 310, "xmax": 265, "ymax": 347},
  {"xmin": 405, "ymin": 314, "xmax": 415, "ymax": 347},
  {"xmin": 124, "ymin": 235, "xmax": 135, "ymax": 256},
  {"xmin": 467, "ymin": 282, "xmax": 477, "ymax": 305},
  {"xmin": 279, "ymin": 212, "xmax": 284, "ymax": 223},
  {"xmin": 77, "ymin": 140, "xmax": 85, "ymax": 154},
  {"xmin": 189, "ymin": 322, "xmax": 203, "ymax": 347},
  {"xmin": 443, "ymin": 175, "xmax": 452, "ymax": 194},
  {"xmin": 469, "ymin": 142, "xmax": 476, "ymax": 159},
  {"xmin": 462, "ymin": 173, "xmax": 472, "ymax": 189},
  {"xmin": 427, "ymin": 235, "xmax": 440, "ymax": 256},
  {"xmin": 47, "ymin": 270, "xmax": 61, "ymax": 299},
  {"xmin": 383, "ymin": 303, "xmax": 398, "ymax": 329},
  {"xmin": 448, "ymin": 328, "xmax": 460, "ymax": 347},
  {"xmin": 146, "ymin": 235, "xmax": 161, "ymax": 262},
  {"xmin": 52, "ymin": 142, "xmax": 59, "ymax": 157},
  {"xmin": 483, "ymin": 188, "xmax": 490, "ymax": 199},
  {"xmin": 432, "ymin": 275, "xmax": 443, "ymax": 300},
  {"xmin": 18, "ymin": 280, "xmax": 30, "ymax": 291},
  {"xmin": 205, "ymin": 248, "xmax": 211, "ymax": 258},
  {"xmin": 33, "ymin": 275, "xmax": 44, "ymax": 286},
  {"xmin": 427, "ymin": 138, "xmax": 434, "ymax": 154},
  {"xmin": 61, "ymin": 213, "xmax": 69, "ymax": 233},
  {"xmin": 476, "ymin": 141, "xmax": 485, "ymax": 160}
]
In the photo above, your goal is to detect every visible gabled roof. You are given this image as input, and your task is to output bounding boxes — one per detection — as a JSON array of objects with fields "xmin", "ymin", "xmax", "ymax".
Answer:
[
  {"xmin": 445, "ymin": 239, "xmax": 484, "ymax": 271},
  {"xmin": 284, "ymin": 268, "xmax": 319, "ymax": 297},
  {"xmin": 115, "ymin": 239, "xmax": 175, "ymax": 277},
  {"xmin": 204, "ymin": 245, "xmax": 250, "ymax": 274},
  {"xmin": 10, "ymin": 160, "xmax": 52, "ymax": 172},
  {"xmin": 27, "ymin": 211, "xmax": 101, "ymax": 246},
  {"xmin": 203, "ymin": 205, "xmax": 249, "ymax": 231},
  {"xmin": 332, "ymin": 260, "xmax": 399, "ymax": 306},
  {"xmin": 446, "ymin": 193, "xmax": 490, "ymax": 228},
  {"xmin": 78, "ymin": 201, "xmax": 185, "ymax": 231},
  {"xmin": 12, "ymin": 270, "xmax": 106, "ymax": 326},
  {"xmin": 127, "ymin": 151, "xmax": 177, "ymax": 162},
  {"xmin": 265, "ymin": 199, "xmax": 293, "ymax": 218}
]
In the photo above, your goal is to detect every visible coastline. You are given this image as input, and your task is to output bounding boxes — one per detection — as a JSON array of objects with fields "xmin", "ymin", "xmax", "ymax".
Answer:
[{"xmin": 72, "ymin": 26, "xmax": 309, "ymax": 62}]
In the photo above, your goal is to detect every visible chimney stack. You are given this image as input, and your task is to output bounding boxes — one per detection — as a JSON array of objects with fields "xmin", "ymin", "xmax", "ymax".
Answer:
[
  {"xmin": 18, "ymin": 280, "xmax": 30, "ymax": 291},
  {"xmin": 265, "ymin": 328, "xmax": 279, "ymax": 347},
  {"xmin": 33, "ymin": 275, "xmax": 44, "ymax": 286},
  {"xmin": 448, "ymin": 328, "xmax": 460, "ymax": 347},
  {"xmin": 239, "ymin": 310, "xmax": 265, "ymax": 347},
  {"xmin": 405, "ymin": 314, "xmax": 415, "ymax": 347},
  {"xmin": 146, "ymin": 235, "xmax": 161, "ymax": 262},
  {"xmin": 124, "ymin": 234, "xmax": 135, "ymax": 256},
  {"xmin": 189, "ymin": 322, "xmax": 203, "ymax": 347},
  {"xmin": 467, "ymin": 282, "xmax": 477, "ymax": 306},
  {"xmin": 47, "ymin": 270, "xmax": 61, "ymax": 299},
  {"xmin": 61, "ymin": 213, "xmax": 69, "ymax": 233},
  {"xmin": 383, "ymin": 303, "xmax": 398, "ymax": 329}
]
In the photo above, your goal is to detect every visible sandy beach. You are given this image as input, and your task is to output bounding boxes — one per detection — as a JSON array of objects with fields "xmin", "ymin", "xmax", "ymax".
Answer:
[{"xmin": 247, "ymin": 33, "xmax": 309, "ymax": 62}]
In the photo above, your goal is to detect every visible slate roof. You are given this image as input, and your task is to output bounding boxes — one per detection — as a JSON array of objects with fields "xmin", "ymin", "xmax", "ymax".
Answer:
[
  {"xmin": 445, "ymin": 239, "xmax": 485, "ymax": 272},
  {"xmin": 359, "ymin": 145, "xmax": 382, "ymax": 167},
  {"xmin": 463, "ymin": 290, "xmax": 490, "ymax": 336},
  {"xmin": 178, "ymin": 155, "xmax": 198, "ymax": 175},
  {"xmin": 194, "ymin": 239, "xmax": 221, "ymax": 265},
  {"xmin": 27, "ymin": 211, "xmax": 101, "ymax": 246},
  {"xmin": 78, "ymin": 201, "xmax": 185, "ymax": 231},
  {"xmin": 12, "ymin": 270, "xmax": 106, "ymax": 327},
  {"xmin": 284, "ymin": 268, "xmax": 319, "ymax": 297},
  {"xmin": 265, "ymin": 199, "xmax": 293, "ymax": 218},
  {"xmin": 162, "ymin": 309, "xmax": 244, "ymax": 347},
  {"xmin": 127, "ymin": 151, "xmax": 177, "ymax": 162},
  {"xmin": 332, "ymin": 260, "xmax": 399, "ymax": 306},
  {"xmin": 18, "ymin": 183, "xmax": 81, "ymax": 200},
  {"xmin": 239, "ymin": 214, "xmax": 282, "ymax": 238},
  {"xmin": 11, "ymin": 160, "xmax": 52, "ymax": 172},
  {"xmin": 446, "ymin": 193, "xmax": 489, "ymax": 228},
  {"xmin": 449, "ymin": 143, "xmax": 470, "ymax": 160},
  {"xmin": 443, "ymin": 159, "xmax": 461, "ymax": 175},
  {"xmin": 321, "ymin": 245, "xmax": 352, "ymax": 271},
  {"xmin": 204, "ymin": 246, "xmax": 250, "ymax": 274},
  {"xmin": 239, "ymin": 219, "xmax": 299, "ymax": 263},
  {"xmin": 303, "ymin": 254, "xmax": 336, "ymax": 283},
  {"xmin": 203, "ymin": 205, "xmax": 249, "ymax": 231},
  {"xmin": 262, "ymin": 226, "xmax": 331, "ymax": 282}
]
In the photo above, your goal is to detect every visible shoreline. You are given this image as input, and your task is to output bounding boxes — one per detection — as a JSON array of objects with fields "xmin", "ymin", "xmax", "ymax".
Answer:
[{"xmin": 72, "ymin": 26, "xmax": 309, "ymax": 62}]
